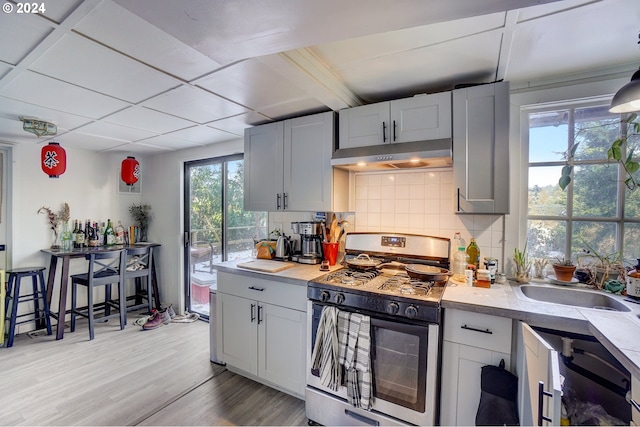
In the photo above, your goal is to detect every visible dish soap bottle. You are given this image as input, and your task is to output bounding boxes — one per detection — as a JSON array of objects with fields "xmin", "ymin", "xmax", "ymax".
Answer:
[{"xmin": 466, "ymin": 238, "xmax": 480, "ymax": 270}]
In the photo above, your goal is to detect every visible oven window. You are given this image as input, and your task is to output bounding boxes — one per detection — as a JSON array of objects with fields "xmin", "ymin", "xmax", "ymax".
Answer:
[{"xmin": 371, "ymin": 319, "xmax": 428, "ymax": 412}]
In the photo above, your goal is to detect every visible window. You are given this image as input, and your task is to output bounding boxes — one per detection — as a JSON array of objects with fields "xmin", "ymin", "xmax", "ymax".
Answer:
[{"xmin": 527, "ymin": 102, "xmax": 640, "ymax": 266}]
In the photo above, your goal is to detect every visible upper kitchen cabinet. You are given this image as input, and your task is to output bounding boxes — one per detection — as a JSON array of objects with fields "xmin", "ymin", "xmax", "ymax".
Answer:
[
  {"xmin": 244, "ymin": 111, "xmax": 348, "ymax": 212},
  {"xmin": 453, "ymin": 81, "xmax": 510, "ymax": 214},
  {"xmin": 339, "ymin": 92, "xmax": 452, "ymax": 149}
]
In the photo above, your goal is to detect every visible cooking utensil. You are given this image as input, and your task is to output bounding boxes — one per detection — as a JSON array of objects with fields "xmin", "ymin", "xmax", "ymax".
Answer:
[
  {"xmin": 329, "ymin": 217, "xmax": 338, "ymax": 242},
  {"xmin": 345, "ymin": 254, "xmax": 383, "ymax": 270},
  {"xmin": 405, "ymin": 264, "xmax": 451, "ymax": 281}
]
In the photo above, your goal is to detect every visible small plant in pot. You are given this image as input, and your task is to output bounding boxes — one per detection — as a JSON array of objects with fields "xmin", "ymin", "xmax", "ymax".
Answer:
[
  {"xmin": 513, "ymin": 244, "xmax": 532, "ymax": 283},
  {"xmin": 552, "ymin": 256, "xmax": 576, "ymax": 282}
]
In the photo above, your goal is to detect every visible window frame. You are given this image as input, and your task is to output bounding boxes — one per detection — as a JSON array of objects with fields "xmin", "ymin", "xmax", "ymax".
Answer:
[{"xmin": 524, "ymin": 97, "xmax": 640, "ymax": 265}]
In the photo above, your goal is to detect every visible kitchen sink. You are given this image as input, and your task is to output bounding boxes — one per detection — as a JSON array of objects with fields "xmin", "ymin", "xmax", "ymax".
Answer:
[{"xmin": 517, "ymin": 284, "xmax": 631, "ymax": 312}]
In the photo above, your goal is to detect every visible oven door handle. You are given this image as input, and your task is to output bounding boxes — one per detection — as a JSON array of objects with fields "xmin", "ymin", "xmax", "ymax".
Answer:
[{"xmin": 344, "ymin": 409, "xmax": 380, "ymax": 426}]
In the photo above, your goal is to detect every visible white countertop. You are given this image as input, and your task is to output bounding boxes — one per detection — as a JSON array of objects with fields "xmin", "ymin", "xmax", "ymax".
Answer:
[{"xmin": 213, "ymin": 259, "xmax": 640, "ymax": 378}]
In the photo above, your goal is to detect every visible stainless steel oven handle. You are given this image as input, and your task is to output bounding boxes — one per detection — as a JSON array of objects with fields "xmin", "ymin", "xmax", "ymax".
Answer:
[{"xmin": 344, "ymin": 409, "xmax": 380, "ymax": 426}]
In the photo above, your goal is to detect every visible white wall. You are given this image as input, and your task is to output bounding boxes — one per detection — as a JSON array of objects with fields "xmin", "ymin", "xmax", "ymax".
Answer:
[{"xmin": 8, "ymin": 140, "xmax": 146, "ymax": 318}]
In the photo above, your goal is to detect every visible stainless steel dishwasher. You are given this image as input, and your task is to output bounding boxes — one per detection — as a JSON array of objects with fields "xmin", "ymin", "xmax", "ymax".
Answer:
[{"xmin": 209, "ymin": 284, "xmax": 224, "ymax": 365}]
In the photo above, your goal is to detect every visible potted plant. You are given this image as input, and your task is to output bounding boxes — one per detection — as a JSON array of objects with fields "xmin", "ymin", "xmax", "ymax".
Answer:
[
  {"xmin": 513, "ymin": 244, "xmax": 532, "ymax": 283},
  {"xmin": 577, "ymin": 244, "xmax": 626, "ymax": 289},
  {"xmin": 552, "ymin": 256, "xmax": 576, "ymax": 282}
]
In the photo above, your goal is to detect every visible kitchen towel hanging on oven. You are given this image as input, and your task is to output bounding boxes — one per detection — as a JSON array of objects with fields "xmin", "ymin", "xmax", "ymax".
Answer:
[
  {"xmin": 337, "ymin": 310, "xmax": 372, "ymax": 410},
  {"xmin": 310, "ymin": 306, "xmax": 340, "ymax": 390}
]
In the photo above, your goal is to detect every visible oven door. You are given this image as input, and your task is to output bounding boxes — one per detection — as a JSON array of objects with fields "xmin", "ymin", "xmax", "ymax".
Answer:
[{"xmin": 306, "ymin": 301, "xmax": 440, "ymax": 426}]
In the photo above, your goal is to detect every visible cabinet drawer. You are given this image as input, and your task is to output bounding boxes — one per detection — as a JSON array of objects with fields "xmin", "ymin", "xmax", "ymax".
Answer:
[
  {"xmin": 218, "ymin": 271, "xmax": 307, "ymax": 311},
  {"xmin": 444, "ymin": 308, "xmax": 512, "ymax": 353}
]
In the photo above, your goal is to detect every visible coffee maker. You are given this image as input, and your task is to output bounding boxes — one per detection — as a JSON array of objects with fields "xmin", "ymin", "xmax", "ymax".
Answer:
[{"xmin": 290, "ymin": 221, "xmax": 323, "ymax": 264}]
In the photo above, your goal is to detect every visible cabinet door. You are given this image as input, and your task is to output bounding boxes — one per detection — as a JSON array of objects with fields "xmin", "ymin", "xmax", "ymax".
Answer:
[
  {"xmin": 338, "ymin": 102, "xmax": 389, "ymax": 149},
  {"xmin": 283, "ymin": 112, "xmax": 334, "ymax": 212},
  {"xmin": 453, "ymin": 81, "xmax": 509, "ymax": 214},
  {"xmin": 518, "ymin": 322, "xmax": 562, "ymax": 427},
  {"xmin": 632, "ymin": 375, "xmax": 640, "ymax": 425},
  {"xmin": 219, "ymin": 293, "xmax": 258, "ymax": 375},
  {"xmin": 257, "ymin": 303, "xmax": 306, "ymax": 397},
  {"xmin": 390, "ymin": 92, "xmax": 451, "ymax": 143},
  {"xmin": 440, "ymin": 341, "xmax": 511, "ymax": 426},
  {"xmin": 244, "ymin": 121, "xmax": 284, "ymax": 211}
]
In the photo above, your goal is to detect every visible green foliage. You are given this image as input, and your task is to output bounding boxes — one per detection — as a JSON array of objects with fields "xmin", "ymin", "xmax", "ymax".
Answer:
[
  {"xmin": 129, "ymin": 203, "xmax": 152, "ymax": 228},
  {"xmin": 553, "ymin": 256, "xmax": 574, "ymax": 266}
]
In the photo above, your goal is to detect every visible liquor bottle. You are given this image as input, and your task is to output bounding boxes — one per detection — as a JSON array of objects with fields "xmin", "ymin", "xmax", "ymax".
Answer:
[
  {"xmin": 76, "ymin": 221, "xmax": 85, "ymax": 248},
  {"xmin": 72, "ymin": 220, "xmax": 79, "ymax": 248},
  {"xmin": 88, "ymin": 222, "xmax": 99, "ymax": 247},
  {"xmin": 85, "ymin": 219, "xmax": 91, "ymax": 245},
  {"xmin": 104, "ymin": 219, "xmax": 116, "ymax": 246},
  {"xmin": 466, "ymin": 238, "xmax": 480, "ymax": 270},
  {"xmin": 115, "ymin": 220, "xmax": 125, "ymax": 244}
]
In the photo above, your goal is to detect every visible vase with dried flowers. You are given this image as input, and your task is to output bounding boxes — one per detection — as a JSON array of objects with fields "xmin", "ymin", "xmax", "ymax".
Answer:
[
  {"xmin": 129, "ymin": 203, "xmax": 152, "ymax": 242},
  {"xmin": 38, "ymin": 203, "xmax": 70, "ymax": 249}
]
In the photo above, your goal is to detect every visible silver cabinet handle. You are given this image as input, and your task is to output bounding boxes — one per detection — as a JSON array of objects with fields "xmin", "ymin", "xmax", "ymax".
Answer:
[
  {"xmin": 257, "ymin": 305, "xmax": 263, "ymax": 324},
  {"xmin": 283, "ymin": 193, "xmax": 288, "ymax": 210},
  {"xmin": 276, "ymin": 193, "xmax": 281, "ymax": 210},
  {"xmin": 250, "ymin": 303, "xmax": 256, "ymax": 323}
]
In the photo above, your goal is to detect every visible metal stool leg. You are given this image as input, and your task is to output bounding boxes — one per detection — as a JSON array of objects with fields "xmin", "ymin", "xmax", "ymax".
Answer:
[{"xmin": 6, "ymin": 275, "xmax": 20, "ymax": 347}]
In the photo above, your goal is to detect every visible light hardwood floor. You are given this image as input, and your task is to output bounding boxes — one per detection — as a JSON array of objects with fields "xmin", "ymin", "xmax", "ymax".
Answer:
[{"xmin": 0, "ymin": 313, "xmax": 307, "ymax": 426}]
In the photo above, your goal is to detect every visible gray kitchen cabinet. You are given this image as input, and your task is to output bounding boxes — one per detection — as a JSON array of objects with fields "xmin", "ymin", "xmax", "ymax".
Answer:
[
  {"xmin": 338, "ymin": 92, "xmax": 451, "ymax": 149},
  {"xmin": 244, "ymin": 111, "xmax": 348, "ymax": 212},
  {"xmin": 453, "ymin": 81, "xmax": 510, "ymax": 214},
  {"xmin": 217, "ymin": 271, "xmax": 307, "ymax": 397},
  {"xmin": 440, "ymin": 308, "xmax": 512, "ymax": 426}
]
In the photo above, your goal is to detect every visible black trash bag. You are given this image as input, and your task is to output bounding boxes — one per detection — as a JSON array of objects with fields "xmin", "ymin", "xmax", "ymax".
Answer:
[{"xmin": 475, "ymin": 359, "xmax": 519, "ymax": 426}]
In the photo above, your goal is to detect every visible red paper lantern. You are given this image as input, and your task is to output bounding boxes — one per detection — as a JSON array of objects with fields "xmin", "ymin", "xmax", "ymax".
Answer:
[
  {"xmin": 41, "ymin": 142, "xmax": 66, "ymax": 178},
  {"xmin": 121, "ymin": 156, "xmax": 140, "ymax": 186}
]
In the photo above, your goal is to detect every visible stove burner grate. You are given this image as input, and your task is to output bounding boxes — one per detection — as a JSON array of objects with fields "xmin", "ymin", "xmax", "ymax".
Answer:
[
  {"xmin": 379, "ymin": 274, "xmax": 435, "ymax": 296},
  {"xmin": 322, "ymin": 269, "xmax": 380, "ymax": 286}
]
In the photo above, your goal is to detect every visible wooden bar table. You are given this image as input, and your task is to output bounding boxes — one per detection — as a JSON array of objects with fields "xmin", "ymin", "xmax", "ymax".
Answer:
[{"xmin": 41, "ymin": 243, "xmax": 161, "ymax": 340}]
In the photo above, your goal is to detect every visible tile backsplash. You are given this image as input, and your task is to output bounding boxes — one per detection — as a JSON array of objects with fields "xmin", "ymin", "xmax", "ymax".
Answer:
[{"xmin": 269, "ymin": 168, "xmax": 506, "ymax": 270}]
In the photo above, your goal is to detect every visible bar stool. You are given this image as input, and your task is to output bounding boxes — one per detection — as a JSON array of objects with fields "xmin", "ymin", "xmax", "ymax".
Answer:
[
  {"xmin": 70, "ymin": 249, "xmax": 127, "ymax": 341},
  {"xmin": 4, "ymin": 267, "xmax": 52, "ymax": 347},
  {"xmin": 124, "ymin": 246, "xmax": 154, "ymax": 313}
]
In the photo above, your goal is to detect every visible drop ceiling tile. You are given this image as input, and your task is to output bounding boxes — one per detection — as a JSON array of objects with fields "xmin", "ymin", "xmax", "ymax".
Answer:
[
  {"xmin": 104, "ymin": 106, "xmax": 195, "ymax": 134},
  {"xmin": 195, "ymin": 59, "xmax": 312, "ymax": 111},
  {"xmin": 0, "ymin": 96, "xmax": 94, "ymax": 130},
  {"xmin": 104, "ymin": 141, "xmax": 170, "ymax": 154},
  {"xmin": 0, "ymin": 72, "xmax": 129, "ymax": 119},
  {"xmin": 74, "ymin": 1, "xmax": 223, "ymax": 81},
  {"xmin": 257, "ymin": 98, "xmax": 329, "ymax": 121},
  {"xmin": 0, "ymin": 12, "xmax": 54, "ymax": 65},
  {"xmin": 136, "ymin": 134, "xmax": 202, "ymax": 151},
  {"xmin": 507, "ymin": 0, "xmax": 640, "ymax": 82},
  {"xmin": 54, "ymin": 130, "xmax": 133, "ymax": 152},
  {"xmin": 206, "ymin": 112, "xmax": 271, "ymax": 135},
  {"xmin": 73, "ymin": 121, "xmax": 156, "ymax": 142},
  {"xmin": 142, "ymin": 85, "xmax": 248, "ymax": 124},
  {"xmin": 38, "ymin": 0, "xmax": 83, "ymax": 23},
  {"xmin": 29, "ymin": 33, "xmax": 178, "ymax": 103},
  {"xmin": 166, "ymin": 125, "xmax": 240, "ymax": 144}
]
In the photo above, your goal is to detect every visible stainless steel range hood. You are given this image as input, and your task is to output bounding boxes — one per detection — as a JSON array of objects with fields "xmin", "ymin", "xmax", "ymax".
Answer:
[{"xmin": 331, "ymin": 139, "xmax": 452, "ymax": 171}]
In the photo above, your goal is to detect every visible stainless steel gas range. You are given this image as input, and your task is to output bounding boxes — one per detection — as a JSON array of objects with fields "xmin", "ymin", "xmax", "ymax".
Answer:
[{"xmin": 306, "ymin": 232, "xmax": 450, "ymax": 426}]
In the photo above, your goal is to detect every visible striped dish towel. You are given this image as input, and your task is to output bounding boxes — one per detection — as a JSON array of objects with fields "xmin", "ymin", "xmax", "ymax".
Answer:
[
  {"xmin": 338, "ymin": 311, "xmax": 372, "ymax": 410},
  {"xmin": 310, "ymin": 306, "xmax": 340, "ymax": 391}
]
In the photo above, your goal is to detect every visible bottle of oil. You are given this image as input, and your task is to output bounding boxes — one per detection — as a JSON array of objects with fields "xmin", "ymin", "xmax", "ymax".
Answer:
[{"xmin": 466, "ymin": 238, "xmax": 480, "ymax": 270}]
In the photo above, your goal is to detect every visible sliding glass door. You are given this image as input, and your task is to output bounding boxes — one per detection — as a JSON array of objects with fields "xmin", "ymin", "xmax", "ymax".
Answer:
[{"xmin": 184, "ymin": 155, "xmax": 267, "ymax": 318}]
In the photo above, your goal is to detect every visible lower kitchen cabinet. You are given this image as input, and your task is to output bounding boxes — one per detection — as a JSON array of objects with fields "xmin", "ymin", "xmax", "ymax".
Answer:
[
  {"xmin": 217, "ymin": 272, "xmax": 307, "ymax": 398},
  {"xmin": 440, "ymin": 309, "xmax": 512, "ymax": 426},
  {"xmin": 633, "ymin": 375, "xmax": 640, "ymax": 425}
]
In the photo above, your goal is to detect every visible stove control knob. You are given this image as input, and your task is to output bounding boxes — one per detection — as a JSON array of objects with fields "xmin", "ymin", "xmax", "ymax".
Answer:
[
  {"xmin": 386, "ymin": 302, "xmax": 400, "ymax": 315},
  {"xmin": 335, "ymin": 293, "xmax": 345, "ymax": 305},
  {"xmin": 320, "ymin": 291, "xmax": 331, "ymax": 302},
  {"xmin": 405, "ymin": 305, "xmax": 418, "ymax": 319}
]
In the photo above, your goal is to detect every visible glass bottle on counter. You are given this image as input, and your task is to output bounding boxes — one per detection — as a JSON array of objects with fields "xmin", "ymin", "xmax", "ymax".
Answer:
[
  {"xmin": 104, "ymin": 219, "xmax": 116, "ymax": 246},
  {"xmin": 88, "ymin": 222, "xmax": 100, "ymax": 247},
  {"xmin": 115, "ymin": 220, "xmax": 125, "ymax": 244},
  {"xmin": 76, "ymin": 221, "xmax": 85, "ymax": 248},
  {"xmin": 72, "ymin": 220, "xmax": 79, "ymax": 248},
  {"xmin": 466, "ymin": 238, "xmax": 480, "ymax": 270}
]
